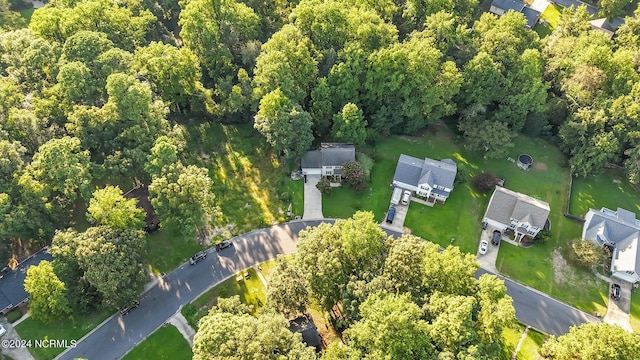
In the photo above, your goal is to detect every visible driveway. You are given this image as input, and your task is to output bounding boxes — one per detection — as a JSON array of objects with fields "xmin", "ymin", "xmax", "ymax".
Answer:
[
  {"xmin": 380, "ymin": 203, "xmax": 408, "ymax": 233},
  {"xmin": 0, "ymin": 316, "xmax": 36, "ymax": 360},
  {"xmin": 604, "ymin": 281, "xmax": 633, "ymax": 332},
  {"xmin": 302, "ymin": 175, "xmax": 323, "ymax": 220},
  {"xmin": 476, "ymin": 227, "xmax": 499, "ymax": 273}
]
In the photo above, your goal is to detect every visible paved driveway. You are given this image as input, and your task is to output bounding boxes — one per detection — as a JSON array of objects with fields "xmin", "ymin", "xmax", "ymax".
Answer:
[
  {"xmin": 604, "ymin": 281, "xmax": 633, "ymax": 331},
  {"xmin": 302, "ymin": 175, "xmax": 323, "ymax": 220},
  {"xmin": 476, "ymin": 227, "xmax": 499, "ymax": 273},
  {"xmin": 380, "ymin": 203, "xmax": 408, "ymax": 233},
  {"xmin": 0, "ymin": 316, "xmax": 36, "ymax": 360}
]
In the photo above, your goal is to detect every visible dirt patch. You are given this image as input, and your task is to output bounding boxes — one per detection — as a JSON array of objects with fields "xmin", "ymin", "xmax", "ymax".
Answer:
[
  {"xmin": 552, "ymin": 249, "xmax": 573, "ymax": 284},
  {"xmin": 534, "ymin": 162, "xmax": 548, "ymax": 171}
]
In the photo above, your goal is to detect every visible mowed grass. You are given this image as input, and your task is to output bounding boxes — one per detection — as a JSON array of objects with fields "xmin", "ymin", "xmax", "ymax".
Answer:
[
  {"xmin": 182, "ymin": 267, "xmax": 267, "ymax": 329},
  {"xmin": 183, "ymin": 122, "xmax": 292, "ymax": 236},
  {"xmin": 540, "ymin": 4, "xmax": 562, "ymax": 29},
  {"xmin": 630, "ymin": 290, "xmax": 640, "ymax": 333},
  {"xmin": 145, "ymin": 226, "xmax": 203, "ymax": 274},
  {"xmin": 500, "ymin": 324, "xmax": 545, "ymax": 360},
  {"xmin": 20, "ymin": 7, "xmax": 35, "ymax": 23},
  {"xmin": 122, "ymin": 325, "xmax": 192, "ymax": 360},
  {"xmin": 16, "ymin": 309, "xmax": 112, "ymax": 360},
  {"xmin": 568, "ymin": 168, "xmax": 640, "ymax": 217}
]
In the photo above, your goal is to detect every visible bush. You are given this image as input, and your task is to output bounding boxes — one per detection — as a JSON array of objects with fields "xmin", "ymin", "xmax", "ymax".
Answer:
[
  {"xmin": 316, "ymin": 177, "xmax": 332, "ymax": 194},
  {"xmin": 356, "ymin": 153, "xmax": 374, "ymax": 182},
  {"xmin": 566, "ymin": 240, "xmax": 606, "ymax": 269},
  {"xmin": 6, "ymin": 309, "xmax": 22, "ymax": 323},
  {"xmin": 455, "ymin": 166, "xmax": 470, "ymax": 185},
  {"xmin": 472, "ymin": 172, "xmax": 498, "ymax": 192},
  {"xmin": 181, "ymin": 304, "xmax": 198, "ymax": 328},
  {"xmin": 342, "ymin": 161, "xmax": 367, "ymax": 191}
]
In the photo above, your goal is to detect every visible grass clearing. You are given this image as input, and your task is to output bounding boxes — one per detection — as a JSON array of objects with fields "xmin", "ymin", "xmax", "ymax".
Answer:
[
  {"xmin": 500, "ymin": 324, "xmax": 545, "ymax": 360},
  {"xmin": 539, "ymin": 4, "xmax": 562, "ymax": 29},
  {"xmin": 121, "ymin": 324, "xmax": 192, "ymax": 360},
  {"xmin": 145, "ymin": 227, "xmax": 202, "ymax": 274},
  {"xmin": 631, "ymin": 290, "xmax": 640, "ymax": 333},
  {"xmin": 568, "ymin": 168, "xmax": 640, "ymax": 217},
  {"xmin": 19, "ymin": 7, "xmax": 35, "ymax": 23},
  {"xmin": 182, "ymin": 267, "xmax": 266, "ymax": 329},
  {"xmin": 16, "ymin": 309, "xmax": 111, "ymax": 360}
]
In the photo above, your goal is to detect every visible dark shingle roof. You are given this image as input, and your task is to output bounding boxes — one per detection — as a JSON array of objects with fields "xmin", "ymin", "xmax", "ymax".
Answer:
[
  {"xmin": 393, "ymin": 154, "xmax": 457, "ymax": 189},
  {"xmin": 484, "ymin": 187, "xmax": 550, "ymax": 229},
  {"xmin": 491, "ymin": 0, "xmax": 525, "ymax": 12},
  {"xmin": 0, "ymin": 248, "xmax": 53, "ymax": 312},
  {"xmin": 522, "ymin": 7, "xmax": 541, "ymax": 28},
  {"xmin": 301, "ymin": 150, "xmax": 322, "ymax": 168},
  {"xmin": 320, "ymin": 143, "xmax": 355, "ymax": 167}
]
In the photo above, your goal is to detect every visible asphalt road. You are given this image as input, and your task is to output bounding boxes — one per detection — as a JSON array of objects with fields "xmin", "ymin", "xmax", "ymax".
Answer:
[{"xmin": 57, "ymin": 221, "xmax": 594, "ymax": 360}]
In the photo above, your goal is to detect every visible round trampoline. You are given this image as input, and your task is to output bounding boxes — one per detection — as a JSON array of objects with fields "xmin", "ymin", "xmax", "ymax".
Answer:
[{"xmin": 517, "ymin": 154, "xmax": 533, "ymax": 170}]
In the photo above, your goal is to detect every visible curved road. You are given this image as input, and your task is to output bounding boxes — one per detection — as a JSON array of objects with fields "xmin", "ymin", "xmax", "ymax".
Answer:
[{"xmin": 57, "ymin": 221, "xmax": 597, "ymax": 360}]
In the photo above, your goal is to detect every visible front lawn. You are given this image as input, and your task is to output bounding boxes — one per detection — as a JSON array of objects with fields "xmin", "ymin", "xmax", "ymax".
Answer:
[
  {"xmin": 568, "ymin": 168, "xmax": 640, "ymax": 217},
  {"xmin": 630, "ymin": 290, "xmax": 640, "ymax": 333},
  {"xmin": 121, "ymin": 324, "xmax": 192, "ymax": 360},
  {"xmin": 500, "ymin": 324, "xmax": 546, "ymax": 360},
  {"xmin": 182, "ymin": 267, "xmax": 267, "ymax": 329},
  {"xmin": 145, "ymin": 227, "xmax": 203, "ymax": 274},
  {"xmin": 15, "ymin": 310, "xmax": 112, "ymax": 360}
]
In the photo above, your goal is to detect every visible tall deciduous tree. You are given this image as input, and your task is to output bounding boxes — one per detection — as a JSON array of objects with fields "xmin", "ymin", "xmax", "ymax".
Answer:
[
  {"xmin": 458, "ymin": 118, "xmax": 515, "ymax": 159},
  {"xmin": 266, "ymin": 256, "xmax": 309, "ymax": 319},
  {"xmin": 75, "ymin": 226, "xmax": 147, "ymax": 308},
  {"xmin": 87, "ymin": 186, "xmax": 145, "ymax": 230},
  {"xmin": 332, "ymin": 103, "xmax": 367, "ymax": 145},
  {"xmin": 148, "ymin": 163, "xmax": 217, "ymax": 236},
  {"xmin": 254, "ymin": 89, "xmax": 314, "ymax": 158},
  {"xmin": 0, "ymin": 138, "xmax": 25, "ymax": 192},
  {"xmin": 540, "ymin": 323, "xmax": 640, "ymax": 360},
  {"xmin": 193, "ymin": 296, "xmax": 317, "ymax": 360},
  {"xmin": 24, "ymin": 260, "xmax": 71, "ymax": 323}
]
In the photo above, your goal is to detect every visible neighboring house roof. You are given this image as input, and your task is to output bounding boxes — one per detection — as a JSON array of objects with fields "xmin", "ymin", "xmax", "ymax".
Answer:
[
  {"xmin": 484, "ymin": 187, "xmax": 550, "ymax": 229},
  {"xmin": 583, "ymin": 207, "xmax": 640, "ymax": 283},
  {"xmin": 301, "ymin": 143, "xmax": 355, "ymax": 169},
  {"xmin": 589, "ymin": 18, "xmax": 622, "ymax": 38},
  {"xmin": 289, "ymin": 314, "xmax": 322, "ymax": 352},
  {"xmin": 0, "ymin": 248, "xmax": 53, "ymax": 313},
  {"xmin": 522, "ymin": 7, "xmax": 542, "ymax": 28},
  {"xmin": 491, "ymin": 0, "xmax": 525, "ymax": 13},
  {"xmin": 551, "ymin": 0, "xmax": 597, "ymax": 15},
  {"xmin": 392, "ymin": 154, "xmax": 457, "ymax": 190}
]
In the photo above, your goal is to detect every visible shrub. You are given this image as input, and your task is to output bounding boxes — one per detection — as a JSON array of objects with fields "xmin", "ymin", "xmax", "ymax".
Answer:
[
  {"xmin": 181, "ymin": 304, "xmax": 198, "ymax": 328},
  {"xmin": 472, "ymin": 172, "xmax": 498, "ymax": 192},
  {"xmin": 566, "ymin": 240, "xmax": 606, "ymax": 269},
  {"xmin": 356, "ymin": 153, "xmax": 374, "ymax": 182},
  {"xmin": 316, "ymin": 177, "xmax": 332, "ymax": 194},
  {"xmin": 455, "ymin": 166, "xmax": 470, "ymax": 185},
  {"xmin": 342, "ymin": 161, "xmax": 367, "ymax": 191},
  {"xmin": 6, "ymin": 309, "xmax": 22, "ymax": 323}
]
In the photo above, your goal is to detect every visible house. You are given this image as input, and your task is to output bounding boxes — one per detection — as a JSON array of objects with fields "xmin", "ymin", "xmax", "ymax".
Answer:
[
  {"xmin": 550, "ymin": 0, "xmax": 598, "ymax": 16},
  {"xmin": 582, "ymin": 207, "xmax": 640, "ymax": 284},
  {"xmin": 483, "ymin": 187, "xmax": 550, "ymax": 243},
  {"xmin": 489, "ymin": 0, "xmax": 541, "ymax": 28},
  {"xmin": 392, "ymin": 154, "xmax": 457, "ymax": 205},
  {"xmin": 0, "ymin": 248, "xmax": 53, "ymax": 314},
  {"xmin": 589, "ymin": 17, "xmax": 625, "ymax": 39},
  {"xmin": 301, "ymin": 143, "xmax": 355, "ymax": 179}
]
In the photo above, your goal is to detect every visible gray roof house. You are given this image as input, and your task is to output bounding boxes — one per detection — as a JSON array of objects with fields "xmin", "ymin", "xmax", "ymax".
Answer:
[
  {"xmin": 489, "ymin": 0, "xmax": 541, "ymax": 28},
  {"xmin": 301, "ymin": 143, "xmax": 355, "ymax": 179},
  {"xmin": 0, "ymin": 248, "xmax": 53, "ymax": 314},
  {"xmin": 392, "ymin": 154, "xmax": 457, "ymax": 205},
  {"xmin": 483, "ymin": 187, "xmax": 550, "ymax": 243},
  {"xmin": 582, "ymin": 207, "xmax": 640, "ymax": 284}
]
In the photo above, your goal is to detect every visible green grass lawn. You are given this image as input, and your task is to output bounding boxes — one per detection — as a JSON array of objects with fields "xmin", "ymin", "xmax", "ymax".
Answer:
[
  {"xmin": 500, "ymin": 324, "xmax": 546, "ymax": 360},
  {"xmin": 15, "ymin": 310, "xmax": 112, "ymax": 360},
  {"xmin": 20, "ymin": 7, "xmax": 35, "ymax": 23},
  {"xmin": 145, "ymin": 227, "xmax": 203, "ymax": 274},
  {"xmin": 182, "ymin": 267, "xmax": 267, "ymax": 329},
  {"xmin": 540, "ymin": 4, "xmax": 562, "ymax": 29},
  {"xmin": 630, "ymin": 290, "xmax": 640, "ymax": 333},
  {"xmin": 122, "ymin": 324, "xmax": 192, "ymax": 360},
  {"xmin": 533, "ymin": 23, "xmax": 552, "ymax": 38},
  {"xmin": 568, "ymin": 168, "xmax": 640, "ymax": 217}
]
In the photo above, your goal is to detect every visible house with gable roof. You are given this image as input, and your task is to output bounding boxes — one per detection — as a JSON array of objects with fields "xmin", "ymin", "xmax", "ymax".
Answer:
[
  {"xmin": 483, "ymin": 187, "xmax": 550, "ymax": 243},
  {"xmin": 582, "ymin": 207, "xmax": 640, "ymax": 284},
  {"xmin": 301, "ymin": 143, "xmax": 355, "ymax": 180},
  {"xmin": 392, "ymin": 154, "xmax": 457, "ymax": 205}
]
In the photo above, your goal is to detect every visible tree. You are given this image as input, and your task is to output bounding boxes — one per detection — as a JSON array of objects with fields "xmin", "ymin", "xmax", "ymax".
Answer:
[
  {"xmin": 0, "ymin": 138, "xmax": 25, "ymax": 192},
  {"xmin": 266, "ymin": 256, "xmax": 309, "ymax": 318},
  {"xmin": 192, "ymin": 296, "xmax": 317, "ymax": 360},
  {"xmin": 567, "ymin": 240, "xmax": 606, "ymax": 268},
  {"xmin": 254, "ymin": 89, "xmax": 314, "ymax": 158},
  {"xmin": 315, "ymin": 177, "xmax": 332, "ymax": 194},
  {"xmin": 332, "ymin": 103, "xmax": 367, "ymax": 145},
  {"xmin": 148, "ymin": 163, "xmax": 217, "ymax": 236},
  {"xmin": 24, "ymin": 260, "xmax": 71, "ymax": 323},
  {"xmin": 472, "ymin": 172, "xmax": 498, "ymax": 192},
  {"xmin": 458, "ymin": 119, "xmax": 515, "ymax": 159},
  {"xmin": 377, "ymin": 234, "xmax": 430, "ymax": 301},
  {"xmin": 144, "ymin": 135, "xmax": 182, "ymax": 179},
  {"xmin": 87, "ymin": 186, "xmax": 145, "ymax": 230},
  {"xmin": 598, "ymin": 0, "xmax": 632, "ymax": 19},
  {"xmin": 18, "ymin": 136, "xmax": 93, "ymax": 204},
  {"xmin": 75, "ymin": 226, "xmax": 148, "ymax": 308},
  {"xmin": 343, "ymin": 293, "xmax": 434, "ymax": 360},
  {"xmin": 341, "ymin": 161, "xmax": 367, "ymax": 190},
  {"xmin": 252, "ymin": 24, "xmax": 319, "ymax": 103},
  {"xmin": 540, "ymin": 323, "xmax": 640, "ymax": 360}
]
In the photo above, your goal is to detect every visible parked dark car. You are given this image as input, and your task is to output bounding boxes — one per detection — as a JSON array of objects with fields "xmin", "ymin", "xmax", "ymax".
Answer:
[
  {"xmin": 215, "ymin": 240, "xmax": 233, "ymax": 251},
  {"xmin": 120, "ymin": 300, "xmax": 140, "ymax": 316},
  {"xmin": 612, "ymin": 284, "xmax": 621, "ymax": 300},
  {"xmin": 491, "ymin": 230, "xmax": 501, "ymax": 245},
  {"xmin": 386, "ymin": 207, "xmax": 397, "ymax": 223},
  {"xmin": 189, "ymin": 251, "xmax": 207, "ymax": 264}
]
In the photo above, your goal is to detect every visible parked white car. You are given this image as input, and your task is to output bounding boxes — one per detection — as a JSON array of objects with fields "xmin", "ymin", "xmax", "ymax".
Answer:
[
  {"xmin": 0, "ymin": 324, "xmax": 6, "ymax": 337},
  {"xmin": 479, "ymin": 240, "xmax": 488, "ymax": 255},
  {"xmin": 401, "ymin": 191, "xmax": 411, "ymax": 205}
]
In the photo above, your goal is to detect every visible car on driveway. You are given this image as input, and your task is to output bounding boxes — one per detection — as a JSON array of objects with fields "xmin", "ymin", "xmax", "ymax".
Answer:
[
  {"xmin": 479, "ymin": 240, "xmax": 488, "ymax": 255},
  {"xmin": 401, "ymin": 191, "xmax": 411, "ymax": 205},
  {"xmin": 119, "ymin": 300, "xmax": 140, "ymax": 316},
  {"xmin": 189, "ymin": 251, "xmax": 207, "ymax": 264},
  {"xmin": 386, "ymin": 207, "xmax": 396, "ymax": 223},
  {"xmin": 215, "ymin": 240, "xmax": 233, "ymax": 251},
  {"xmin": 611, "ymin": 283, "xmax": 621, "ymax": 300},
  {"xmin": 491, "ymin": 230, "xmax": 501, "ymax": 245}
]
